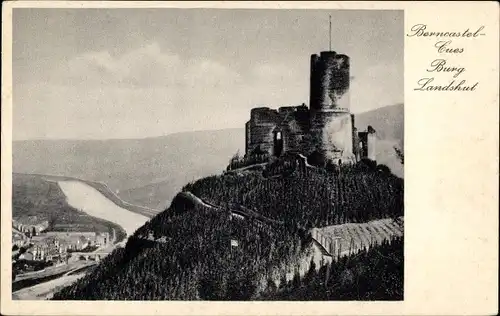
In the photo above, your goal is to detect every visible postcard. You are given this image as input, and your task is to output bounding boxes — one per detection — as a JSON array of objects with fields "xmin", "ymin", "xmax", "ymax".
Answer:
[{"xmin": 1, "ymin": 1, "xmax": 498, "ymax": 315}]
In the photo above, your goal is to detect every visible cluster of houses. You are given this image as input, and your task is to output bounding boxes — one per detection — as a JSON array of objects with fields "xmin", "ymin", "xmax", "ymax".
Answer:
[
  {"xmin": 13, "ymin": 219, "xmax": 49, "ymax": 238},
  {"xmin": 12, "ymin": 219, "xmax": 49, "ymax": 249},
  {"xmin": 13, "ymin": 218, "xmax": 111, "ymax": 263},
  {"xmin": 22, "ymin": 232, "xmax": 111, "ymax": 262}
]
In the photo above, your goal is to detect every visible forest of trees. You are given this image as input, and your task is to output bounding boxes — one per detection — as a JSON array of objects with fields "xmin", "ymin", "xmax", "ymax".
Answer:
[
  {"xmin": 52, "ymin": 159, "xmax": 404, "ymax": 301},
  {"xmin": 183, "ymin": 162, "xmax": 403, "ymax": 228},
  {"xmin": 261, "ymin": 237, "xmax": 404, "ymax": 300},
  {"xmin": 53, "ymin": 199, "xmax": 309, "ymax": 300}
]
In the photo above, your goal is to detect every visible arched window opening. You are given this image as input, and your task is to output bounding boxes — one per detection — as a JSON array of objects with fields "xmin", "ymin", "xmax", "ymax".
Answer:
[{"xmin": 273, "ymin": 130, "xmax": 284, "ymax": 157}]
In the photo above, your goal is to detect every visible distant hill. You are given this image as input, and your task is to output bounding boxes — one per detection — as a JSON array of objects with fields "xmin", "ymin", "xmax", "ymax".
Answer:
[
  {"xmin": 13, "ymin": 129, "xmax": 245, "ymax": 210},
  {"xmin": 355, "ymin": 103, "xmax": 404, "ymax": 144},
  {"xmin": 13, "ymin": 104, "xmax": 403, "ymax": 209},
  {"xmin": 355, "ymin": 103, "xmax": 404, "ymax": 178}
]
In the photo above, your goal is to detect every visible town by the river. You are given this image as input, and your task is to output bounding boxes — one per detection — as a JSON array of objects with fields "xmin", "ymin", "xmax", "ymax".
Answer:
[{"xmin": 12, "ymin": 179, "xmax": 150, "ymax": 300}]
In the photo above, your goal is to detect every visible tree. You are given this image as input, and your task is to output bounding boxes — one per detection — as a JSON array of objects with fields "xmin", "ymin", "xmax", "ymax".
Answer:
[
  {"xmin": 307, "ymin": 151, "xmax": 326, "ymax": 168},
  {"xmin": 305, "ymin": 258, "xmax": 317, "ymax": 283},
  {"xmin": 394, "ymin": 146, "xmax": 404, "ymax": 165},
  {"xmin": 376, "ymin": 164, "xmax": 392, "ymax": 175},
  {"xmin": 359, "ymin": 158, "xmax": 377, "ymax": 170},
  {"xmin": 227, "ymin": 150, "xmax": 242, "ymax": 171},
  {"xmin": 48, "ymin": 214, "xmax": 57, "ymax": 230},
  {"xmin": 250, "ymin": 145, "xmax": 267, "ymax": 157}
]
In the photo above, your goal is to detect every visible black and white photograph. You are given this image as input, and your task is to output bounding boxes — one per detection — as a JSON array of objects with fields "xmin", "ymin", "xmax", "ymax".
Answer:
[{"xmin": 10, "ymin": 7, "xmax": 404, "ymax": 301}]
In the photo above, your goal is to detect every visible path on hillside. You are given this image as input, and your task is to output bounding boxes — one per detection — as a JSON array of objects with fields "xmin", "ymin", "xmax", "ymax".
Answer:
[
  {"xmin": 175, "ymin": 191, "xmax": 403, "ymax": 287},
  {"xmin": 172, "ymin": 191, "xmax": 403, "ymax": 255}
]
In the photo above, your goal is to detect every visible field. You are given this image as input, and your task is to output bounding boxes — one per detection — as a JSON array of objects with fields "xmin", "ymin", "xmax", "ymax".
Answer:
[
  {"xmin": 12, "ymin": 173, "xmax": 126, "ymax": 239},
  {"xmin": 317, "ymin": 217, "xmax": 404, "ymax": 255}
]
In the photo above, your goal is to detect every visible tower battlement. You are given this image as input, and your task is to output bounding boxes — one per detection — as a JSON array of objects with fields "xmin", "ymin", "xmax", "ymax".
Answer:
[{"xmin": 310, "ymin": 51, "xmax": 350, "ymax": 112}]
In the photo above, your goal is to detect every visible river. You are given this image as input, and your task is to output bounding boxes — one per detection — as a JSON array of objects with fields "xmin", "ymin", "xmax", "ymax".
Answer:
[
  {"xmin": 58, "ymin": 180, "xmax": 149, "ymax": 237},
  {"xmin": 12, "ymin": 180, "xmax": 150, "ymax": 300}
]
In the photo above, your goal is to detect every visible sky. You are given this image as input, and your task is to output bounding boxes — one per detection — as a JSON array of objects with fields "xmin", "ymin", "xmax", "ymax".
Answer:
[{"xmin": 13, "ymin": 9, "xmax": 403, "ymax": 140}]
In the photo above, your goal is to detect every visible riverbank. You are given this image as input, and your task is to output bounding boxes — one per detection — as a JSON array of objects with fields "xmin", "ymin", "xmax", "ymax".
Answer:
[
  {"xmin": 17, "ymin": 172, "xmax": 161, "ymax": 218},
  {"xmin": 58, "ymin": 180, "xmax": 150, "ymax": 238},
  {"xmin": 12, "ymin": 177, "xmax": 151, "ymax": 300}
]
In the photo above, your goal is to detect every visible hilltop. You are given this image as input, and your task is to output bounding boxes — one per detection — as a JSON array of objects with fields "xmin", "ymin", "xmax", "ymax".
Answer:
[
  {"xmin": 355, "ymin": 103, "xmax": 403, "ymax": 143},
  {"xmin": 52, "ymin": 159, "xmax": 404, "ymax": 300},
  {"xmin": 13, "ymin": 104, "xmax": 403, "ymax": 210}
]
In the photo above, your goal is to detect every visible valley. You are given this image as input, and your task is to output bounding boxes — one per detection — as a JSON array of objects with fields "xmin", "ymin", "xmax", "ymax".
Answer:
[
  {"xmin": 11, "ymin": 104, "xmax": 404, "ymax": 301},
  {"xmin": 11, "ymin": 175, "xmax": 150, "ymax": 300}
]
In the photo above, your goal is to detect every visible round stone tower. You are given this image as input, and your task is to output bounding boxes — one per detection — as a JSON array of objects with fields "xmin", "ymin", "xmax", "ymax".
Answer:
[
  {"xmin": 310, "ymin": 51, "xmax": 350, "ymax": 111},
  {"xmin": 309, "ymin": 51, "xmax": 355, "ymax": 165}
]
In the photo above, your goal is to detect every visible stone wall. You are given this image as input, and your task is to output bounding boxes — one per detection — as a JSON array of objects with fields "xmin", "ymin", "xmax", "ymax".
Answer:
[
  {"xmin": 366, "ymin": 129, "xmax": 377, "ymax": 161},
  {"xmin": 357, "ymin": 127, "xmax": 377, "ymax": 161},
  {"xmin": 245, "ymin": 106, "xmax": 310, "ymax": 157},
  {"xmin": 246, "ymin": 107, "xmax": 279, "ymax": 155},
  {"xmin": 246, "ymin": 106, "xmax": 359, "ymax": 164}
]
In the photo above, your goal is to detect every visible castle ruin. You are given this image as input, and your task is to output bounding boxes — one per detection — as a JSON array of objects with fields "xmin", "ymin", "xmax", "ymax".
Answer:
[{"xmin": 245, "ymin": 50, "xmax": 376, "ymax": 165}]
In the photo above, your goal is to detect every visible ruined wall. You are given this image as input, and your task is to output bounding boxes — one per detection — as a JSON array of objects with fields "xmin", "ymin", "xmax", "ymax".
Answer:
[
  {"xmin": 245, "ymin": 121, "xmax": 251, "ymax": 154},
  {"xmin": 358, "ymin": 132, "xmax": 368, "ymax": 159},
  {"xmin": 246, "ymin": 106, "xmax": 310, "ymax": 157},
  {"xmin": 366, "ymin": 131, "xmax": 377, "ymax": 161},
  {"xmin": 351, "ymin": 114, "xmax": 358, "ymax": 159},
  {"xmin": 246, "ymin": 51, "xmax": 357, "ymax": 164},
  {"xmin": 245, "ymin": 108, "xmax": 278, "ymax": 155},
  {"xmin": 278, "ymin": 106, "xmax": 310, "ymax": 154},
  {"xmin": 353, "ymin": 127, "xmax": 360, "ymax": 161},
  {"xmin": 310, "ymin": 52, "xmax": 350, "ymax": 111},
  {"xmin": 357, "ymin": 127, "xmax": 377, "ymax": 162}
]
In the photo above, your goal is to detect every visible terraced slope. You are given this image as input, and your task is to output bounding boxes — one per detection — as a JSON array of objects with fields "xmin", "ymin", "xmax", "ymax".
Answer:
[{"xmin": 315, "ymin": 217, "xmax": 403, "ymax": 257}]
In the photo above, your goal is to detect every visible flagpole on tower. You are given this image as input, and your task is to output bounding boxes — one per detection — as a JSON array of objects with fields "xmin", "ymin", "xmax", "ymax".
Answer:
[{"xmin": 329, "ymin": 14, "xmax": 332, "ymax": 51}]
